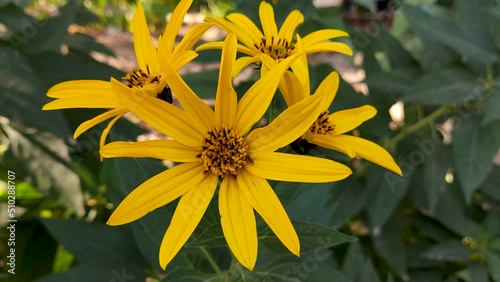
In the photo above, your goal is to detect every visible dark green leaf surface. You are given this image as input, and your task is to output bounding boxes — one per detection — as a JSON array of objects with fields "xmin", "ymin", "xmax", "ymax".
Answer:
[{"xmin": 482, "ymin": 87, "xmax": 500, "ymax": 125}]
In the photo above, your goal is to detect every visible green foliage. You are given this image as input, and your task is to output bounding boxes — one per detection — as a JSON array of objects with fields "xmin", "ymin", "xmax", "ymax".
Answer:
[{"xmin": 1, "ymin": 0, "xmax": 500, "ymax": 281}]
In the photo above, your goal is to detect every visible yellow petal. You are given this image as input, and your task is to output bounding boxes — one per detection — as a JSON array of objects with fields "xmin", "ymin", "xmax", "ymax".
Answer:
[
  {"xmin": 226, "ymin": 13, "xmax": 264, "ymax": 45},
  {"xmin": 301, "ymin": 29, "xmax": 350, "ymax": 46},
  {"xmin": 73, "ymin": 108, "xmax": 127, "ymax": 139},
  {"xmin": 238, "ymin": 170, "xmax": 299, "ymax": 256},
  {"xmin": 42, "ymin": 96, "xmax": 120, "ymax": 110},
  {"xmin": 314, "ymin": 71, "xmax": 340, "ymax": 110},
  {"xmin": 47, "ymin": 80, "xmax": 113, "ymax": 98},
  {"xmin": 99, "ymin": 111, "xmax": 124, "ymax": 150},
  {"xmin": 157, "ymin": 45, "xmax": 215, "ymax": 131},
  {"xmin": 330, "ymin": 105, "xmax": 377, "ymax": 134},
  {"xmin": 247, "ymin": 92, "xmax": 324, "ymax": 152},
  {"xmin": 160, "ymin": 0, "xmax": 193, "ymax": 53},
  {"xmin": 171, "ymin": 50, "xmax": 198, "ymax": 71},
  {"xmin": 305, "ymin": 42, "xmax": 353, "ymax": 57},
  {"xmin": 159, "ymin": 173, "xmax": 218, "ymax": 269},
  {"xmin": 278, "ymin": 10, "xmax": 304, "ymax": 44},
  {"xmin": 133, "ymin": 2, "xmax": 156, "ymax": 70},
  {"xmin": 278, "ymin": 71, "xmax": 308, "ymax": 106},
  {"xmin": 259, "ymin": 1, "xmax": 278, "ymax": 44},
  {"xmin": 306, "ymin": 132, "xmax": 355, "ymax": 158},
  {"xmin": 196, "ymin": 41, "xmax": 224, "ymax": 52},
  {"xmin": 100, "ymin": 139, "xmax": 199, "ymax": 162},
  {"xmin": 215, "ymin": 34, "xmax": 238, "ymax": 128},
  {"xmin": 219, "ymin": 177, "xmax": 257, "ymax": 270},
  {"xmin": 246, "ymin": 151, "xmax": 352, "ymax": 182},
  {"xmin": 233, "ymin": 55, "xmax": 261, "ymax": 78},
  {"xmin": 172, "ymin": 22, "xmax": 214, "ymax": 57},
  {"xmin": 331, "ymin": 135, "xmax": 402, "ymax": 176},
  {"xmin": 235, "ymin": 53, "xmax": 300, "ymax": 135},
  {"xmin": 107, "ymin": 162, "xmax": 207, "ymax": 226}
]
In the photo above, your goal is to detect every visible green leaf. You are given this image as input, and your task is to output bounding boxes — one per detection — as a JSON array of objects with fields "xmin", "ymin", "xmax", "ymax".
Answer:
[
  {"xmin": 40, "ymin": 218, "xmax": 146, "ymax": 265},
  {"xmin": 487, "ymin": 252, "xmax": 500, "ymax": 282},
  {"xmin": 328, "ymin": 178, "xmax": 368, "ymax": 228},
  {"xmin": 422, "ymin": 240, "xmax": 471, "ymax": 262},
  {"xmin": 261, "ymin": 221, "xmax": 356, "ymax": 254},
  {"xmin": 482, "ymin": 87, "xmax": 500, "ymax": 125},
  {"xmin": 452, "ymin": 115, "xmax": 499, "ymax": 200},
  {"xmin": 342, "ymin": 241, "xmax": 381, "ymax": 282},
  {"xmin": 365, "ymin": 68, "xmax": 418, "ymax": 100},
  {"xmin": 422, "ymin": 142, "xmax": 452, "ymax": 214},
  {"xmin": 480, "ymin": 165, "xmax": 500, "ymax": 202},
  {"xmin": 377, "ymin": 28, "xmax": 417, "ymax": 69},
  {"xmin": 372, "ymin": 215, "xmax": 407, "ymax": 277},
  {"xmin": 467, "ymin": 262, "xmax": 489, "ymax": 282},
  {"xmin": 181, "ymin": 70, "xmax": 219, "ymax": 100},
  {"xmin": 188, "ymin": 224, "xmax": 226, "ymax": 247},
  {"xmin": 3, "ymin": 124, "xmax": 84, "ymax": 215},
  {"xmin": 403, "ymin": 67, "xmax": 483, "ymax": 105},
  {"xmin": 66, "ymin": 33, "xmax": 114, "ymax": 56},
  {"xmin": 352, "ymin": 0, "xmax": 376, "ymax": 12},
  {"xmin": 161, "ymin": 267, "xmax": 221, "ymax": 281}
]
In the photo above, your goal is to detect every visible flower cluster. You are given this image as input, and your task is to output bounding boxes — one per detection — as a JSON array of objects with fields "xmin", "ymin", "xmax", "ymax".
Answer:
[{"xmin": 43, "ymin": 0, "xmax": 401, "ymax": 271}]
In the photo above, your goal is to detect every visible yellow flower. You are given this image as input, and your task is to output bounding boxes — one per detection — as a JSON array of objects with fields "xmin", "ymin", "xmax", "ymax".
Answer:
[
  {"xmin": 279, "ymin": 66, "xmax": 402, "ymax": 176},
  {"xmin": 100, "ymin": 34, "xmax": 352, "ymax": 270},
  {"xmin": 42, "ymin": 0, "xmax": 212, "ymax": 148},
  {"xmin": 197, "ymin": 1, "xmax": 352, "ymax": 77}
]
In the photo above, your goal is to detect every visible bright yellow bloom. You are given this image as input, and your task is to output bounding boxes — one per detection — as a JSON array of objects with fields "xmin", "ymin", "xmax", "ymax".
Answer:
[
  {"xmin": 42, "ymin": 0, "xmax": 212, "ymax": 148},
  {"xmin": 279, "ymin": 66, "xmax": 402, "ymax": 176},
  {"xmin": 100, "ymin": 34, "xmax": 352, "ymax": 270},
  {"xmin": 197, "ymin": 1, "xmax": 352, "ymax": 77}
]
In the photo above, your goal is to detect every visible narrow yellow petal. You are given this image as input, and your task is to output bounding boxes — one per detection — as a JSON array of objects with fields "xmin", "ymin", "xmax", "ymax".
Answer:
[
  {"xmin": 306, "ymin": 132, "xmax": 355, "ymax": 158},
  {"xmin": 226, "ymin": 13, "xmax": 264, "ymax": 44},
  {"xmin": 313, "ymin": 71, "xmax": 340, "ymax": 110},
  {"xmin": 278, "ymin": 71, "xmax": 308, "ymax": 107},
  {"xmin": 330, "ymin": 105, "xmax": 377, "ymax": 134},
  {"xmin": 332, "ymin": 135, "xmax": 403, "ymax": 176},
  {"xmin": 277, "ymin": 10, "xmax": 304, "ymax": 43},
  {"xmin": 215, "ymin": 34, "xmax": 238, "ymax": 128},
  {"xmin": 238, "ymin": 170, "xmax": 299, "ymax": 256},
  {"xmin": 47, "ymin": 80, "xmax": 113, "ymax": 98},
  {"xmin": 219, "ymin": 177, "xmax": 257, "ymax": 270},
  {"xmin": 100, "ymin": 139, "xmax": 199, "ymax": 162},
  {"xmin": 205, "ymin": 17, "xmax": 257, "ymax": 50},
  {"xmin": 246, "ymin": 92, "xmax": 324, "ymax": 153},
  {"xmin": 305, "ymin": 42, "xmax": 353, "ymax": 57},
  {"xmin": 133, "ymin": 2, "xmax": 156, "ymax": 70},
  {"xmin": 107, "ymin": 162, "xmax": 207, "ymax": 226},
  {"xmin": 287, "ymin": 35, "xmax": 309, "ymax": 88},
  {"xmin": 301, "ymin": 29, "xmax": 350, "ymax": 46},
  {"xmin": 99, "ymin": 111, "xmax": 124, "ymax": 149},
  {"xmin": 73, "ymin": 108, "xmax": 127, "ymax": 139},
  {"xmin": 171, "ymin": 50, "xmax": 198, "ymax": 71},
  {"xmin": 42, "ymin": 96, "xmax": 120, "ymax": 110},
  {"xmin": 160, "ymin": 0, "xmax": 193, "ymax": 53},
  {"xmin": 235, "ymin": 53, "xmax": 300, "ymax": 135},
  {"xmin": 196, "ymin": 41, "xmax": 224, "ymax": 52},
  {"xmin": 233, "ymin": 55, "xmax": 261, "ymax": 78},
  {"xmin": 159, "ymin": 173, "xmax": 218, "ymax": 269},
  {"xmin": 259, "ymin": 1, "xmax": 278, "ymax": 43},
  {"xmin": 246, "ymin": 151, "xmax": 352, "ymax": 182},
  {"xmin": 172, "ymin": 22, "xmax": 214, "ymax": 57}
]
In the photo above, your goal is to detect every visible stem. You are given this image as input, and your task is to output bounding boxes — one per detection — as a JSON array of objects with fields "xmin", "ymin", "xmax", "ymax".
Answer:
[{"xmin": 199, "ymin": 247, "xmax": 221, "ymax": 274}]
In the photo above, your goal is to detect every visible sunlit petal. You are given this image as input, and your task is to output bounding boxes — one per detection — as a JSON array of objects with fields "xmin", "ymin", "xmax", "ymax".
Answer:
[
  {"xmin": 313, "ymin": 71, "xmax": 340, "ymax": 110},
  {"xmin": 233, "ymin": 55, "xmax": 261, "ymax": 78},
  {"xmin": 219, "ymin": 177, "xmax": 257, "ymax": 270},
  {"xmin": 301, "ymin": 29, "xmax": 350, "ymax": 46},
  {"xmin": 161, "ymin": 0, "xmax": 192, "ymax": 53},
  {"xmin": 330, "ymin": 105, "xmax": 376, "ymax": 134},
  {"xmin": 278, "ymin": 71, "xmax": 308, "ymax": 106},
  {"xmin": 306, "ymin": 132, "xmax": 355, "ymax": 158},
  {"xmin": 278, "ymin": 10, "xmax": 304, "ymax": 43},
  {"xmin": 132, "ymin": 2, "xmax": 156, "ymax": 70},
  {"xmin": 159, "ymin": 173, "xmax": 218, "ymax": 269},
  {"xmin": 100, "ymin": 139, "xmax": 199, "ymax": 162},
  {"xmin": 107, "ymin": 162, "xmax": 206, "ymax": 226},
  {"xmin": 246, "ymin": 151, "xmax": 352, "ymax": 182},
  {"xmin": 99, "ymin": 111, "xmax": 125, "ymax": 152},
  {"xmin": 47, "ymin": 80, "xmax": 114, "ymax": 98},
  {"xmin": 42, "ymin": 96, "xmax": 120, "ymax": 110},
  {"xmin": 259, "ymin": 1, "xmax": 278, "ymax": 43},
  {"xmin": 305, "ymin": 42, "xmax": 353, "ymax": 57},
  {"xmin": 171, "ymin": 50, "xmax": 199, "ymax": 71},
  {"xmin": 238, "ymin": 170, "xmax": 299, "ymax": 256},
  {"xmin": 73, "ymin": 108, "xmax": 127, "ymax": 139},
  {"xmin": 172, "ymin": 22, "xmax": 214, "ymax": 57},
  {"xmin": 215, "ymin": 34, "xmax": 238, "ymax": 128},
  {"xmin": 227, "ymin": 13, "xmax": 264, "ymax": 44}
]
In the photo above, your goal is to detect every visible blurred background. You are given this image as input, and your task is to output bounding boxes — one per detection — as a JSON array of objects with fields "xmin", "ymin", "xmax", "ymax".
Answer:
[{"xmin": 1, "ymin": 0, "xmax": 500, "ymax": 281}]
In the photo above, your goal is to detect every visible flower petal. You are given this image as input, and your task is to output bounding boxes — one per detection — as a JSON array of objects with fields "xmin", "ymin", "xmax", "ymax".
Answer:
[
  {"xmin": 233, "ymin": 55, "xmax": 261, "ymax": 78},
  {"xmin": 313, "ymin": 71, "xmax": 340, "ymax": 110},
  {"xmin": 159, "ymin": 173, "xmax": 218, "ymax": 269},
  {"xmin": 305, "ymin": 42, "xmax": 353, "ymax": 57},
  {"xmin": 246, "ymin": 151, "xmax": 352, "ymax": 182},
  {"xmin": 215, "ymin": 34, "xmax": 238, "ymax": 128},
  {"xmin": 235, "ymin": 53, "xmax": 300, "ymax": 135},
  {"xmin": 111, "ymin": 79, "xmax": 207, "ymax": 147},
  {"xmin": 107, "ymin": 162, "xmax": 207, "ymax": 226},
  {"xmin": 100, "ymin": 139, "xmax": 199, "ymax": 162},
  {"xmin": 73, "ymin": 108, "xmax": 127, "ymax": 139},
  {"xmin": 331, "ymin": 135, "xmax": 402, "ymax": 176},
  {"xmin": 306, "ymin": 132, "xmax": 355, "ymax": 158},
  {"xmin": 219, "ymin": 177, "xmax": 257, "ymax": 270},
  {"xmin": 226, "ymin": 13, "xmax": 264, "ymax": 45},
  {"xmin": 172, "ymin": 22, "xmax": 214, "ymax": 57},
  {"xmin": 278, "ymin": 10, "xmax": 304, "ymax": 44},
  {"xmin": 132, "ymin": 2, "xmax": 157, "ymax": 70},
  {"xmin": 259, "ymin": 1, "xmax": 278, "ymax": 43},
  {"xmin": 238, "ymin": 170, "xmax": 299, "ymax": 256},
  {"xmin": 160, "ymin": 0, "xmax": 192, "ymax": 53},
  {"xmin": 42, "ymin": 96, "xmax": 120, "ymax": 110},
  {"xmin": 171, "ymin": 50, "xmax": 199, "ymax": 71},
  {"xmin": 278, "ymin": 71, "xmax": 308, "ymax": 106},
  {"xmin": 301, "ymin": 29, "xmax": 350, "ymax": 47},
  {"xmin": 196, "ymin": 41, "xmax": 255, "ymax": 56},
  {"xmin": 99, "ymin": 111, "xmax": 125, "ymax": 152},
  {"xmin": 47, "ymin": 80, "xmax": 114, "ymax": 98},
  {"xmin": 330, "ymin": 105, "xmax": 376, "ymax": 134},
  {"xmin": 247, "ymin": 92, "xmax": 324, "ymax": 152}
]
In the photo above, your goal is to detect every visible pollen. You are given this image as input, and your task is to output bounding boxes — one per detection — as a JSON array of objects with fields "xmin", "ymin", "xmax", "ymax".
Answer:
[
  {"xmin": 255, "ymin": 36, "xmax": 294, "ymax": 61},
  {"xmin": 199, "ymin": 127, "xmax": 250, "ymax": 177},
  {"xmin": 310, "ymin": 111, "xmax": 336, "ymax": 135}
]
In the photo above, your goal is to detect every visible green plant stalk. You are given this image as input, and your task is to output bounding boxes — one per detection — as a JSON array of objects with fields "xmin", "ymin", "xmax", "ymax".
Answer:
[{"xmin": 199, "ymin": 246, "xmax": 222, "ymax": 274}]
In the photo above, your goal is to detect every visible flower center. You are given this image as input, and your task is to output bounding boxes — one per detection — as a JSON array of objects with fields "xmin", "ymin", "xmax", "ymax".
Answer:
[
  {"xmin": 122, "ymin": 65, "xmax": 173, "ymax": 103},
  {"xmin": 199, "ymin": 127, "xmax": 250, "ymax": 177},
  {"xmin": 255, "ymin": 36, "xmax": 295, "ymax": 60},
  {"xmin": 310, "ymin": 111, "xmax": 336, "ymax": 135}
]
